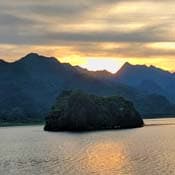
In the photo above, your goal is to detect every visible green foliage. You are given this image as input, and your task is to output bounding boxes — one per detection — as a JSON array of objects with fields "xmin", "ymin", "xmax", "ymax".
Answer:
[{"xmin": 44, "ymin": 90, "xmax": 144, "ymax": 131}]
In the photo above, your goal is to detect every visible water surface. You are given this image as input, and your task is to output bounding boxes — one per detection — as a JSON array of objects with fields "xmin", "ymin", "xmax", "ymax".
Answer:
[{"xmin": 0, "ymin": 118, "xmax": 175, "ymax": 175}]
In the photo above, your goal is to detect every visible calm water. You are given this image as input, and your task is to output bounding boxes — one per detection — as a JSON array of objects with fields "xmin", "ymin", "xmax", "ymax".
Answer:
[{"xmin": 1, "ymin": 119, "xmax": 175, "ymax": 175}]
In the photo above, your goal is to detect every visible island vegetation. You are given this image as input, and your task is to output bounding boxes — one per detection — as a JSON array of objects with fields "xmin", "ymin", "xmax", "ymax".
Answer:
[{"xmin": 44, "ymin": 90, "xmax": 144, "ymax": 131}]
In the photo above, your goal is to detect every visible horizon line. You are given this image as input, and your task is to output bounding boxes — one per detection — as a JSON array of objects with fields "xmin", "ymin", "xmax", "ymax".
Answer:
[{"xmin": 1, "ymin": 52, "xmax": 174, "ymax": 74}]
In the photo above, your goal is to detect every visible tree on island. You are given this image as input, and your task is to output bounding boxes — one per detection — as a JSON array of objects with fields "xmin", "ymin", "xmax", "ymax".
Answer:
[{"xmin": 44, "ymin": 90, "xmax": 144, "ymax": 131}]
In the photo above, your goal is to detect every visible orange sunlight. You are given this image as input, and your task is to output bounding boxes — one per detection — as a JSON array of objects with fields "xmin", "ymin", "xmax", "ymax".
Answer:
[{"xmin": 83, "ymin": 142, "xmax": 126, "ymax": 174}]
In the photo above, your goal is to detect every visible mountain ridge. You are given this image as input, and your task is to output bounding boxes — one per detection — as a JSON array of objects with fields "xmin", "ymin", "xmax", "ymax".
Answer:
[
  {"xmin": 0, "ymin": 53, "xmax": 175, "ymax": 123},
  {"xmin": 1, "ymin": 53, "xmax": 174, "ymax": 75},
  {"xmin": 114, "ymin": 61, "xmax": 175, "ymax": 103}
]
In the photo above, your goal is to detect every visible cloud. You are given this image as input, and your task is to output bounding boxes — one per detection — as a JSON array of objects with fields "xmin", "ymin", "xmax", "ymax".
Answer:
[
  {"xmin": 44, "ymin": 23, "xmax": 174, "ymax": 43},
  {"xmin": 0, "ymin": 0, "xmax": 175, "ymax": 69}
]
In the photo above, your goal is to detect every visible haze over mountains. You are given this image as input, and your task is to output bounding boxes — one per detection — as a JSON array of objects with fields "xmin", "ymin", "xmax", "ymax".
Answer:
[{"xmin": 0, "ymin": 53, "xmax": 175, "ymax": 123}]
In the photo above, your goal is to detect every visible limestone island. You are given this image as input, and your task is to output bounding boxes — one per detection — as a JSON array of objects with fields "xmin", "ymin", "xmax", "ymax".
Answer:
[{"xmin": 44, "ymin": 90, "xmax": 144, "ymax": 131}]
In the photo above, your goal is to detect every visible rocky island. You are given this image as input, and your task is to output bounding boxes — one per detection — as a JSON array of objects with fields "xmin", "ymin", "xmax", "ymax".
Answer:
[{"xmin": 44, "ymin": 90, "xmax": 144, "ymax": 131}]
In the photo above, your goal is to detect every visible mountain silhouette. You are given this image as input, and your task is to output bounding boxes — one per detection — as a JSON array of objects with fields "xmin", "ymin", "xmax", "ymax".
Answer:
[
  {"xmin": 0, "ymin": 53, "xmax": 175, "ymax": 123},
  {"xmin": 115, "ymin": 62, "xmax": 175, "ymax": 103}
]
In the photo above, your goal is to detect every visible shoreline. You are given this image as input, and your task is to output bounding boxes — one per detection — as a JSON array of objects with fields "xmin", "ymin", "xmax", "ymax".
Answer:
[
  {"xmin": 1, "ymin": 117, "xmax": 175, "ymax": 128},
  {"xmin": 0, "ymin": 122, "xmax": 44, "ymax": 127}
]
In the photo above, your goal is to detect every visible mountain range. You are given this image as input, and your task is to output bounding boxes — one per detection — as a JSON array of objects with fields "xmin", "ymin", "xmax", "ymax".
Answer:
[{"xmin": 0, "ymin": 53, "xmax": 175, "ymax": 123}]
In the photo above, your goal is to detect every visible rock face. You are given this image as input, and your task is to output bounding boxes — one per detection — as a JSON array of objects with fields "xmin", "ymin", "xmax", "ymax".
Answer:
[{"xmin": 44, "ymin": 90, "xmax": 144, "ymax": 131}]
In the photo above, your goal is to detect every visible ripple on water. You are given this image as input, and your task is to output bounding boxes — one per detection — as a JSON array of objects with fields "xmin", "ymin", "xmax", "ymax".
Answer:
[{"xmin": 1, "ymin": 119, "xmax": 175, "ymax": 175}]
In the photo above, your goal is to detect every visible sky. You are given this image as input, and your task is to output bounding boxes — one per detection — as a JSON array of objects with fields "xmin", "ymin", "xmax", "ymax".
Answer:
[{"xmin": 0, "ymin": 0, "xmax": 175, "ymax": 73}]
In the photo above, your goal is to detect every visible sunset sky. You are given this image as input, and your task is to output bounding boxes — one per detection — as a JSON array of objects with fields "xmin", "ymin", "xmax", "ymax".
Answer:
[{"xmin": 0, "ymin": 0, "xmax": 175, "ymax": 72}]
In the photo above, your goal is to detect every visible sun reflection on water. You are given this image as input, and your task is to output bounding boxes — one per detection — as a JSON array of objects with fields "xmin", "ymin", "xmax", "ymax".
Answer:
[{"xmin": 83, "ymin": 142, "xmax": 127, "ymax": 174}]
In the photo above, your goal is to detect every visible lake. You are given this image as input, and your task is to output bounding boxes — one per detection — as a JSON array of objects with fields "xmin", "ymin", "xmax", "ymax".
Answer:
[{"xmin": 1, "ymin": 118, "xmax": 175, "ymax": 175}]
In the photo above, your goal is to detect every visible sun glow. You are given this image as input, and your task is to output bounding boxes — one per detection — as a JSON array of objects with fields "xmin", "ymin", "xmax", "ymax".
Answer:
[
  {"xmin": 56, "ymin": 55, "xmax": 125, "ymax": 73},
  {"xmin": 81, "ymin": 57, "xmax": 124, "ymax": 73},
  {"xmin": 1, "ymin": 44, "xmax": 175, "ymax": 73},
  {"xmin": 127, "ymin": 57, "xmax": 175, "ymax": 73},
  {"xmin": 58, "ymin": 55, "xmax": 88, "ymax": 66},
  {"xmin": 147, "ymin": 42, "xmax": 175, "ymax": 50}
]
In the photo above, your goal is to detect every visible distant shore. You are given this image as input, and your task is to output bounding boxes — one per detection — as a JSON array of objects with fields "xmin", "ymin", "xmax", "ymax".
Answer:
[
  {"xmin": 0, "ymin": 121, "xmax": 44, "ymax": 127},
  {"xmin": 143, "ymin": 114, "xmax": 175, "ymax": 119}
]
